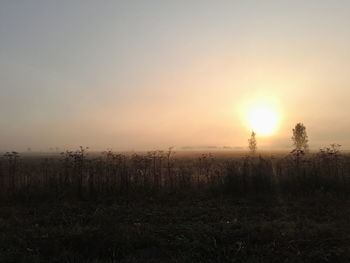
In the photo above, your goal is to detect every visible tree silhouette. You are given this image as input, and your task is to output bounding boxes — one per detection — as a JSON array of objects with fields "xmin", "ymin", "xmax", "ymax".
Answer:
[
  {"xmin": 248, "ymin": 131, "xmax": 257, "ymax": 154},
  {"xmin": 292, "ymin": 123, "xmax": 309, "ymax": 153}
]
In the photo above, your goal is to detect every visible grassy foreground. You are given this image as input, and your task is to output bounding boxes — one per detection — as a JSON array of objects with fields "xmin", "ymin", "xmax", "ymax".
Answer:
[{"xmin": 1, "ymin": 195, "xmax": 349, "ymax": 262}]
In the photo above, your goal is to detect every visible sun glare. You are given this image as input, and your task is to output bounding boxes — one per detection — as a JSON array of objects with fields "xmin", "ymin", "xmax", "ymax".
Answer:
[{"xmin": 247, "ymin": 105, "xmax": 279, "ymax": 136}]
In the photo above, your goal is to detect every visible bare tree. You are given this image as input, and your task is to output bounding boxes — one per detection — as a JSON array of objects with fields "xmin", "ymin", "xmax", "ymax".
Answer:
[
  {"xmin": 292, "ymin": 123, "xmax": 309, "ymax": 153},
  {"xmin": 248, "ymin": 131, "xmax": 257, "ymax": 154}
]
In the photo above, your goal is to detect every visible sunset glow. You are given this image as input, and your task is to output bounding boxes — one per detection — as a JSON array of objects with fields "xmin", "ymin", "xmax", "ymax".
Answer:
[
  {"xmin": 2, "ymin": 2, "xmax": 350, "ymax": 261},
  {"xmin": 1, "ymin": 1, "xmax": 350, "ymax": 151},
  {"xmin": 247, "ymin": 106, "xmax": 279, "ymax": 136}
]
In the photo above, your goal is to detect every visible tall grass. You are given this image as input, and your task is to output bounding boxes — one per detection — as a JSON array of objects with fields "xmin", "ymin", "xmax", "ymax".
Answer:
[{"xmin": 1, "ymin": 147, "xmax": 349, "ymax": 200}]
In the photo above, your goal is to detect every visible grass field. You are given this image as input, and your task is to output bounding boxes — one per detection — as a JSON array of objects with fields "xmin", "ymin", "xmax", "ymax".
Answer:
[
  {"xmin": 1, "ymin": 195, "xmax": 349, "ymax": 262},
  {"xmin": 1, "ymin": 149, "xmax": 350, "ymax": 262}
]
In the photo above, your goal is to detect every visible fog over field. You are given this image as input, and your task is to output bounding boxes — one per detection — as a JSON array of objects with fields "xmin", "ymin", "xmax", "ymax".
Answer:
[{"xmin": 2, "ymin": 2, "xmax": 350, "ymax": 262}]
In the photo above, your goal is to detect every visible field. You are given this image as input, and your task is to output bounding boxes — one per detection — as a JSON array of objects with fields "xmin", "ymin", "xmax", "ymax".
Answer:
[{"xmin": 1, "ymin": 149, "xmax": 350, "ymax": 262}]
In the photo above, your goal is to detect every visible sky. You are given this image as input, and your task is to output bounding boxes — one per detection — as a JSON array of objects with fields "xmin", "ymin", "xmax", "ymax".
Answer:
[{"xmin": 1, "ymin": 0, "xmax": 350, "ymax": 151}]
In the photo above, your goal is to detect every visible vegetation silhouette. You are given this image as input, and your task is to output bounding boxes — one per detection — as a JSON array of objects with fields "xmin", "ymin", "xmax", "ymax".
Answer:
[
  {"xmin": 248, "ymin": 131, "xmax": 257, "ymax": 155},
  {"xmin": 0, "ymin": 122, "xmax": 349, "ymax": 200},
  {"xmin": 292, "ymin": 122, "xmax": 309, "ymax": 154},
  {"xmin": 1, "ymin": 124, "xmax": 350, "ymax": 262}
]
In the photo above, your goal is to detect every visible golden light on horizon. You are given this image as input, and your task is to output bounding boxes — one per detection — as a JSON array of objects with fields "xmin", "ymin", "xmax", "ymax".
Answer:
[
  {"xmin": 239, "ymin": 95, "xmax": 281, "ymax": 137},
  {"xmin": 247, "ymin": 106, "xmax": 279, "ymax": 136}
]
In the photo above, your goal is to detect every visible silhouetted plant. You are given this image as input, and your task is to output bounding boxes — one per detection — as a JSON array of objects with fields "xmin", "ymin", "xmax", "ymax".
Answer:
[
  {"xmin": 317, "ymin": 144, "xmax": 343, "ymax": 181},
  {"xmin": 165, "ymin": 147, "xmax": 175, "ymax": 189},
  {"xmin": 248, "ymin": 131, "xmax": 257, "ymax": 155},
  {"xmin": 292, "ymin": 123, "xmax": 309, "ymax": 153},
  {"xmin": 0, "ymin": 145, "xmax": 349, "ymax": 200},
  {"xmin": 197, "ymin": 153, "xmax": 214, "ymax": 186},
  {"xmin": 3, "ymin": 151, "xmax": 19, "ymax": 194}
]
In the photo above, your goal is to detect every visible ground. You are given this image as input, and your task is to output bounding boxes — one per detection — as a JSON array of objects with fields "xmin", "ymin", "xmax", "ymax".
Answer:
[{"xmin": 0, "ymin": 195, "xmax": 349, "ymax": 262}]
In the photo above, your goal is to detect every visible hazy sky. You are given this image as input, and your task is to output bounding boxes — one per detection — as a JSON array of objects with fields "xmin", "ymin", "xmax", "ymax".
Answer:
[{"xmin": 1, "ymin": 0, "xmax": 350, "ymax": 151}]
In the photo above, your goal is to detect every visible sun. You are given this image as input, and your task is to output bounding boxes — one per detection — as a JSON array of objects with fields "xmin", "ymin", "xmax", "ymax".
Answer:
[
  {"xmin": 237, "ymin": 94, "xmax": 282, "ymax": 136},
  {"xmin": 247, "ymin": 106, "xmax": 279, "ymax": 136}
]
